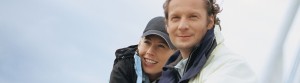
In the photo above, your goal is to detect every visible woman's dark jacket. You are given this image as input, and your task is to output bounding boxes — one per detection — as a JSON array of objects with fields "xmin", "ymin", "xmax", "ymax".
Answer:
[{"xmin": 109, "ymin": 45, "xmax": 138, "ymax": 83}]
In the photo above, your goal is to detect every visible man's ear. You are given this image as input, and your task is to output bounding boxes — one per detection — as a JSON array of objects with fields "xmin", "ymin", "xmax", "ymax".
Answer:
[
  {"xmin": 207, "ymin": 15, "xmax": 214, "ymax": 30},
  {"xmin": 165, "ymin": 18, "xmax": 169, "ymax": 32},
  {"xmin": 165, "ymin": 18, "xmax": 169, "ymax": 33},
  {"xmin": 164, "ymin": 19, "xmax": 168, "ymax": 28}
]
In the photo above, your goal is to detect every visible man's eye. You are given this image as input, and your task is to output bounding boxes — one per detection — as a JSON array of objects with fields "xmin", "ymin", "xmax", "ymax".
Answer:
[
  {"xmin": 171, "ymin": 17, "xmax": 179, "ymax": 21},
  {"xmin": 190, "ymin": 16, "xmax": 198, "ymax": 20}
]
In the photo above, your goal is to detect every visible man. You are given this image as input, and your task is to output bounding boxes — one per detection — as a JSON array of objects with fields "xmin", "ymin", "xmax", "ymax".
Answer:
[
  {"xmin": 159, "ymin": 0, "xmax": 257, "ymax": 83},
  {"xmin": 110, "ymin": 16, "xmax": 176, "ymax": 83}
]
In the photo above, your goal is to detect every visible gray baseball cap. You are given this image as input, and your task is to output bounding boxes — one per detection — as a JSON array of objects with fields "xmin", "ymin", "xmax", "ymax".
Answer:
[{"xmin": 142, "ymin": 16, "xmax": 175, "ymax": 50}]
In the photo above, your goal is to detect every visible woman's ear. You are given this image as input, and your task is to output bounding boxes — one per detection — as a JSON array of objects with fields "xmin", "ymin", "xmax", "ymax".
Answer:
[
  {"xmin": 137, "ymin": 38, "xmax": 142, "ymax": 55},
  {"xmin": 137, "ymin": 38, "xmax": 143, "ymax": 47}
]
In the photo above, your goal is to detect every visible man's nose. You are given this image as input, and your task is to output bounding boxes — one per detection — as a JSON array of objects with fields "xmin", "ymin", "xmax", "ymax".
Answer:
[{"xmin": 178, "ymin": 19, "xmax": 189, "ymax": 30}]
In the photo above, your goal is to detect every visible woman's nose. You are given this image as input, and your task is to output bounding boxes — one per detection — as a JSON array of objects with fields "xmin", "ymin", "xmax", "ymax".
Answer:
[{"xmin": 146, "ymin": 46, "xmax": 155, "ymax": 56}]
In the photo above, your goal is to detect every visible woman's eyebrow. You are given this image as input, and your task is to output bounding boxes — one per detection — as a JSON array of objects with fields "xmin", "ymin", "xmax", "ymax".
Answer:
[
  {"xmin": 144, "ymin": 36, "xmax": 152, "ymax": 40},
  {"xmin": 159, "ymin": 40, "xmax": 168, "ymax": 46}
]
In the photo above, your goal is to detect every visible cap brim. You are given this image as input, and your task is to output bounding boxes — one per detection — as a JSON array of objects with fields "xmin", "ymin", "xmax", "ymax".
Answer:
[{"xmin": 142, "ymin": 30, "xmax": 175, "ymax": 49}]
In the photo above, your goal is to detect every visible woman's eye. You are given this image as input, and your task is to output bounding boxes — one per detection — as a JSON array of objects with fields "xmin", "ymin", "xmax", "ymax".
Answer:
[
  {"xmin": 158, "ymin": 44, "xmax": 166, "ymax": 48},
  {"xmin": 144, "ymin": 40, "xmax": 150, "ymax": 45}
]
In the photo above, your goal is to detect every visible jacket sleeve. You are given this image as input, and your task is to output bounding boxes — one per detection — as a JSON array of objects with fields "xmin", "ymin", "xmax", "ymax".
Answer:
[{"xmin": 109, "ymin": 57, "xmax": 137, "ymax": 83}]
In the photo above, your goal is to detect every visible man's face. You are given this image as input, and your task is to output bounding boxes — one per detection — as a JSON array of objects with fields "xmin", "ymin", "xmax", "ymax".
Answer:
[
  {"xmin": 166, "ymin": 0, "xmax": 214, "ymax": 51},
  {"xmin": 138, "ymin": 35, "xmax": 174, "ymax": 80}
]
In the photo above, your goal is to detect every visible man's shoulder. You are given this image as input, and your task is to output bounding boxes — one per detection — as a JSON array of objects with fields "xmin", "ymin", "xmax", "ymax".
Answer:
[
  {"xmin": 209, "ymin": 43, "xmax": 245, "ymax": 63},
  {"xmin": 202, "ymin": 43, "xmax": 251, "ymax": 76},
  {"xmin": 194, "ymin": 44, "xmax": 257, "ymax": 83}
]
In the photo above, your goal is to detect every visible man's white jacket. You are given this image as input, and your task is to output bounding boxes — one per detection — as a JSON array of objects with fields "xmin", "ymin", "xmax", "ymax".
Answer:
[{"xmin": 189, "ymin": 27, "xmax": 258, "ymax": 83}]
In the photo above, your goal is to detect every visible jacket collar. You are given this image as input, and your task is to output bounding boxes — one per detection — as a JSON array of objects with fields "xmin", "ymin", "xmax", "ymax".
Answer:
[
  {"xmin": 163, "ymin": 28, "xmax": 217, "ymax": 83},
  {"xmin": 214, "ymin": 26, "xmax": 224, "ymax": 45},
  {"xmin": 180, "ymin": 28, "xmax": 217, "ymax": 82}
]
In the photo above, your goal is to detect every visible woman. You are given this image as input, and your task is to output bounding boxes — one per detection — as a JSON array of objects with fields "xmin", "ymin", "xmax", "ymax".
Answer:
[{"xmin": 109, "ymin": 16, "xmax": 175, "ymax": 83}]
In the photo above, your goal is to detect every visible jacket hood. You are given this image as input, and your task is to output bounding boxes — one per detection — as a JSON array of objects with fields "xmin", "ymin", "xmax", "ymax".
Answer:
[{"xmin": 114, "ymin": 45, "xmax": 138, "ymax": 65}]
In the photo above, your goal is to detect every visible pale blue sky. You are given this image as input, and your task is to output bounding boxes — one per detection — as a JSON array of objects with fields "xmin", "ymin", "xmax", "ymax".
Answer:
[{"xmin": 0, "ymin": 0, "xmax": 299, "ymax": 83}]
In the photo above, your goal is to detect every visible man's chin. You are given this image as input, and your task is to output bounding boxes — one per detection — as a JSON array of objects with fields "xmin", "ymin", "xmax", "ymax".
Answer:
[{"xmin": 175, "ymin": 43, "xmax": 194, "ymax": 50}]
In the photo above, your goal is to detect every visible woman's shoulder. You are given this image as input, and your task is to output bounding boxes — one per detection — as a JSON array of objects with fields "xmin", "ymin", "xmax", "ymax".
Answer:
[
  {"xmin": 110, "ymin": 45, "xmax": 138, "ymax": 83},
  {"xmin": 114, "ymin": 45, "xmax": 138, "ymax": 61}
]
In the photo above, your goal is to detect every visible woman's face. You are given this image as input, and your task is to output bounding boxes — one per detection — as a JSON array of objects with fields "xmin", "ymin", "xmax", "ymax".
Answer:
[{"xmin": 138, "ymin": 35, "xmax": 174, "ymax": 81}]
